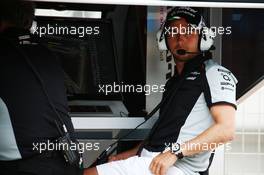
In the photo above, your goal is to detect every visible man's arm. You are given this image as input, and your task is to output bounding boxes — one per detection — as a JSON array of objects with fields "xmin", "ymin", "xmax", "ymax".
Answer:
[
  {"xmin": 181, "ymin": 104, "xmax": 235, "ymax": 156},
  {"xmin": 150, "ymin": 104, "xmax": 236, "ymax": 175}
]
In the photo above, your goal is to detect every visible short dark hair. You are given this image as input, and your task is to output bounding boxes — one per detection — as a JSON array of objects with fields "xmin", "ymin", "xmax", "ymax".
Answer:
[{"xmin": 0, "ymin": 0, "xmax": 35, "ymax": 29}]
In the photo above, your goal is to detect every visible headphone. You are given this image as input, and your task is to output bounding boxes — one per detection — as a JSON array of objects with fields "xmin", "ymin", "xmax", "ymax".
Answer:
[{"xmin": 157, "ymin": 7, "xmax": 215, "ymax": 53}]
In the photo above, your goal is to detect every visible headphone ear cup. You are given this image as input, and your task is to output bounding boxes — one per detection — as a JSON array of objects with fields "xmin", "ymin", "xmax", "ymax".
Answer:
[
  {"xmin": 200, "ymin": 27, "xmax": 215, "ymax": 51},
  {"xmin": 156, "ymin": 29, "xmax": 168, "ymax": 51}
]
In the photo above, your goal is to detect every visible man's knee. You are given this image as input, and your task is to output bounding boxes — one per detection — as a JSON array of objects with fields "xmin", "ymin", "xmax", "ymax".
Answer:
[{"xmin": 83, "ymin": 167, "xmax": 99, "ymax": 175}]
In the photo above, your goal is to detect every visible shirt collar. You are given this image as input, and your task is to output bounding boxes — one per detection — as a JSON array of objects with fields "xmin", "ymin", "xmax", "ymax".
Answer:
[{"xmin": 181, "ymin": 53, "xmax": 211, "ymax": 75}]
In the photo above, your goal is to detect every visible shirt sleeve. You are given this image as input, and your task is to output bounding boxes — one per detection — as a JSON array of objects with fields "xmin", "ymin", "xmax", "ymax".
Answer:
[{"xmin": 204, "ymin": 65, "xmax": 238, "ymax": 109}]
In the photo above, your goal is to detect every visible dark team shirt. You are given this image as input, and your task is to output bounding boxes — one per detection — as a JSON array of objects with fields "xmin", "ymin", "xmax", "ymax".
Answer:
[{"xmin": 0, "ymin": 28, "xmax": 75, "ymax": 160}]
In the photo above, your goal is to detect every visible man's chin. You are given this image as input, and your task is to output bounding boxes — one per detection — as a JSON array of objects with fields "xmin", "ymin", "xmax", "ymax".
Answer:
[{"xmin": 173, "ymin": 54, "xmax": 194, "ymax": 62}]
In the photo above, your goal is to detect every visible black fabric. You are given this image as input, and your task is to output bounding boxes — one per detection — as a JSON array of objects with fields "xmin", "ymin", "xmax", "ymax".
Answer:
[
  {"xmin": 144, "ymin": 54, "xmax": 209, "ymax": 152},
  {"xmin": 166, "ymin": 7, "xmax": 203, "ymax": 27},
  {"xmin": 0, "ymin": 151, "xmax": 82, "ymax": 175},
  {"xmin": 0, "ymin": 28, "xmax": 75, "ymax": 159},
  {"xmin": 201, "ymin": 70, "xmax": 212, "ymax": 109},
  {"xmin": 199, "ymin": 151, "xmax": 215, "ymax": 175}
]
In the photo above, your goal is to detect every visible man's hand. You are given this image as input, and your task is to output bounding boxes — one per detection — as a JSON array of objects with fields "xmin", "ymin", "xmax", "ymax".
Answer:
[{"xmin": 149, "ymin": 151, "xmax": 178, "ymax": 175}]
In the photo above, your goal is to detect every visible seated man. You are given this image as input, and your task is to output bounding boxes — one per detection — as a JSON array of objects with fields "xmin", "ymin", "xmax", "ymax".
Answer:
[{"xmin": 84, "ymin": 7, "xmax": 237, "ymax": 175}]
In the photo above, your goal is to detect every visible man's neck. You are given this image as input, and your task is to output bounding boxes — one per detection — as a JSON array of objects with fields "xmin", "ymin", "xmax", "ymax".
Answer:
[{"xmin": 175, "ymin": 61, "xmax": 185, "ymax": 75}]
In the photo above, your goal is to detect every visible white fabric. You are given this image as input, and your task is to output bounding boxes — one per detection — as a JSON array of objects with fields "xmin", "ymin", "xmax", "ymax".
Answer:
[
  {"xmin": 96, "ymin": 148, "xmax": 186, "ymax": 175},
  {"xmin": 0, "ymin": 97, "xmax": 21, "ymax": 160},
  {"xmin": 175, "ymin": 93, "xmax": 214, "ymax": 174},
  {"xmin": 205, "ymin": 59, "xmax": 238, "ymax": 106}
]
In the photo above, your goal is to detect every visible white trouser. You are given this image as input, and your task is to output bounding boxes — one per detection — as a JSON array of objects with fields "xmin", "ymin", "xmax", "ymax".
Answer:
[{"xmin": 96, "ymin": 148, "xmax": 185, "ymax": 175}]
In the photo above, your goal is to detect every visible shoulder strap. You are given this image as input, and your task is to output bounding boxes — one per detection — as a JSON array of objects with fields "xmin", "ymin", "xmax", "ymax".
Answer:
[{"xmin": 200, "ymin": 63, "xmax": 212, "ymax": 108}]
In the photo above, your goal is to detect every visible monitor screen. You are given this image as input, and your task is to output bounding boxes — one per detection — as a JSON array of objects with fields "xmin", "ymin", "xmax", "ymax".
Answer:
[{"xmin": 34, "ymin": 17, "xmax": 120, "ymax": 99}]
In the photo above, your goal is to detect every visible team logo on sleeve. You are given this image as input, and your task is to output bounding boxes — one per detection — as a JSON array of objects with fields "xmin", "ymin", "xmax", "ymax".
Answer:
[
  {"xmin": 218, "ymin": 69, "xmax": 235, "ymax": 91},
  {"xmin": 221, "ymin": 86, "xmax": 234, "ymax": 91},
  {"xmin": 220, "ymin": 75, "xmax": 235, "ymax": 91},
  {"xmin": 217, "ymin": 68, "xmax": 231, "ymax": 75},
  {"xmin": 222, "ymin": 74, "xmax": 231, "ymax": 81},
  {"xmin": 220, "ymin": 82, "xmax": 234, "ymax": 87}
]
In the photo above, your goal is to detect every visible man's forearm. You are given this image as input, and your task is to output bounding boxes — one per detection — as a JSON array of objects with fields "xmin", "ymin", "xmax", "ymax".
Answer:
[{"xmin": 181, "ymin": 123, "xmax": 235, "ymax": 157}]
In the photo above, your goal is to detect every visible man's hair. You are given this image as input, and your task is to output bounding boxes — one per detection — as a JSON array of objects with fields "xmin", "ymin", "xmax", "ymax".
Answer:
[{"xmin": 0, "ymin": 0, "xmax": 35, "ymax": 29}]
